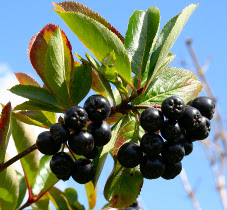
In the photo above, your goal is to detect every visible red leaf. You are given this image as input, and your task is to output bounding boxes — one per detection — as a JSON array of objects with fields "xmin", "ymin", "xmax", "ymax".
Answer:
[{"xmin": 15, "ymin": 72, "xmax": 40, "ymax": 87}]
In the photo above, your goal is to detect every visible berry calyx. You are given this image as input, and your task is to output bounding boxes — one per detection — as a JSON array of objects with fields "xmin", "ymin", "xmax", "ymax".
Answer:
[
  {"xmin": 68, "ymin": 130, "xmax": 94, "ymax": 155},
  {"xmin": 36, "ymin": 131, "xmax": 61, "ymax": 155},
  {"xmin": 50, "ymin": 123, "xmax": 69, "ymax": 144},
  {"xmin": 84, "ymin": 95, "xmax": 111, "ymax": 122},
  {"xmin": 50, "ymin": 152, "xmax": 74, "ymax": 181},
  {"xmin": 190, "ymin": 96, "xmax": 215, "ymax": 120},
  {"xmin": 161, "ymin": 96, "xmax": 185, "ymax": 120},
  {"xmin": 64, "ymin": 106, "xmax": 88, "ymax": 130},
  {"xmin": 140, "ymin": 155, "xmax": 165, "ymax": 179},
  {"xmin": 72, "ymin": 158, "xmax": 95, "ymax": 184},
  {"xmin": 161, "ymin": 161, "xmax": 182, "ymax": 180},
  {"xmin": 117, "ymin": 142, "xmax": 143, "ymax": 168},
  {"xmin": 140, "ymin": 108, "xmax": 164, "ymax": 133},
  {"xmin": 87, "ymin": 121, "xmax": 112, "ymax": 146},
  {"xmin": 140, "ymin": 133, "xmax": 164, "ymax": 156}
]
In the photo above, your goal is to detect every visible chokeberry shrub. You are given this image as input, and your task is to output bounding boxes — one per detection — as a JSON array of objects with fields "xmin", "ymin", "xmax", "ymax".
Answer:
[{"xmin": 0, "ymin": 1, "xmax": 215, "ymax": 210}]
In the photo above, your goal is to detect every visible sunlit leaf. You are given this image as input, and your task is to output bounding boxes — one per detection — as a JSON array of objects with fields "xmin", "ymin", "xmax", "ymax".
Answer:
[
  {"xmin": 16, "ymin": 171, "xmax": 27, "ymax": 209},
  {"xmin": 15, "ymin": 72, "xmax": 41, "ymax": 87},
  {"xmin": 85, "ymin": 181, "xmax": 97, "ymax": 210}
]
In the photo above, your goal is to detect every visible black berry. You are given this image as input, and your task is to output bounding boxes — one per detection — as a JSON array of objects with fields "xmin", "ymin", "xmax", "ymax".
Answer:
[
  {"xmin": 161, "ymin": 96, "xmax": 185, "ymax": 120},
  {"xmin": 84, "ymin": 95, "xmax": 111, "ymax": 121},
  {"xmin": 87, "ymin": 121, "xmax": 112, "ymax": 146},
  {"xmin": 140, "ymin": 108, "xmax": 164, "ymax": 133},
  {"xmin": 68, "ymin": 130, "xmax": 94, "ymax": 155},
  {"xmin": 64, "ymin": 106, "xmax": 88, "ymax": 130},
  {"xmin": 161, "ymin": 161, "xmax": 182, "ymax": 180},
  {"xmin": 117, "ymin": 142, "xmax": 143, "ymax": 168},
  {"xmin": 187, "ymin": 116, "xmax": 211, "ymax": 141},
  {"xmin": 162, "ymin": 141, "xmax": 185, "ymax": 163},
  {"xmin": 178, "ymin": 106, "xmax": 202, "ymax": 131},
  {"xmin": 84, "ymin": 147, "xmax": 99, "ymax": 159},
  {"xmin": 72, "ymin": 158, "xmax": 95, "ymax": 184},
  {"xmin": 36, "ymin": 131, "xmax": 61, "ymax": 155},
  {"xmin": 50, "ymin": 152, "xmax": 74, "ymax": 181},
  {"xmin": 140, "ymin": 155, "xmax": 165, "ymax": 179},
  {"xmin": 190, "ymin": 96, "xmax": 215, "ymax": 120},
  {"xmin": 50, "ymin": 123, "xmax": 69, "ymax": 144},
  {"xmin": 160, "ymin": 120, "xmax": 183, "ymax": 142},
  {"xmin": 179, "ymin": 137, "xmax": 193, "ymax": 155},
  {"xmin": 140, "ymin": 133, "xmax": 164, "ymax": 156}
]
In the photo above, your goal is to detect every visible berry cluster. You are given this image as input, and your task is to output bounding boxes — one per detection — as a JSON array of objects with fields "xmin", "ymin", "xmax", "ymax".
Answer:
[
  {"xmin": 36, "ymin": 95, "xmax": 112, "ymax": 184},
  {"xmin": 117, "ymin": 96, "xmax": 215, "ymax": 180}
]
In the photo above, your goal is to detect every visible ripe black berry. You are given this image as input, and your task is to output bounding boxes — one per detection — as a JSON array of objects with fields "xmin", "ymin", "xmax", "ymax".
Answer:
[
  {"xmin": 84, "ymin": 95, "xmax": 111, "ymax": 121},
  {"xmin": 117, "ymin": 142, "xmax": 143, "ymax": 168},
  {"xmin": 187, "ymin": 116, "xmax": 211, "ymax": 141},
  {"xmin": 140, "ymin": 108, "xmax": 164, "ymax": 133},
  {"xmin": 140, "ymin": 155, "xmax": 165, "ymax": 179},
  {"xmin": 179, "ymin": 137, "xmax": 193, "ymax": 156},
  {"xmin": 68, "ymin": 130, "xmax": 94, "ymax": 155},
  {"xmin": 162, "ymin": 141, "xmax": 185, "ymax": 163},
  {"xmin": 140, "ymin": 133, "xmax": 164, "ymax": 156},
  {"xmin": 72, "ymin": 158, "xmax": 95, "ymax": 184},
  {"xmin": 87, "ymin": 121, "xmax": 112, "ymax": 146},
  {"xmin": 84, "ymin": 147, "xmax": 99, "ymax": 159},
  {"xmin": 161, "ymin": 162, "xmax": 182, "ymax": 180},
  {"xmin": 36, "ymin": 131, "xmax": 61, "ymax": 155},
  {"xmin": 178, "ymin": 106, "xmax": 202, "ymax": 131},
  {"xmin": 50, "ymin": 152, "xmax": 74, "ymax": 181},
  {"xmin": 190, "ymin": 96, "xmax": 215, "ymax": 120},
  {"xmin": 161, "ymin": 96, "xmax": 185, "ymax": 120},
  {"xmin": 50, "ymin": 123, "xmax": 69, "ymax": 144},
  {"xmin": 64, "ymin": 106, "xmax": 88, "ymax": 130},
  {"xmin": 160, "ymin": 120, "xmax": 183, "ymax": 142}
]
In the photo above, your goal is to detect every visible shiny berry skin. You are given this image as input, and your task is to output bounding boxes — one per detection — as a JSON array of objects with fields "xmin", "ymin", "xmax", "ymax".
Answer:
[
  {"xmin": 50, "ymin": 152, "xmax": 74, "ymax": 181},
  {"xmin": 162, "ymin": 141, "xmax": 185, "ymax": 163},
  {"xmin": 117, "ymin": 142, "xmax": 143, "ymax": 168},
  {"xmin": 179, "ymin": 137, "xmax": 193, "ymax": 155},
  {"xmin": 50, "ymin": 123, "xmax": 69, "ymax": 144},
  {"xmin": 84, "ymin": 95, "xmax": 111, "ymax": 122},
  {"xmin": 141, "ymin": 133, "xmax": 164, "ymax": 156},
  {"xmin": 190, "ymin": 96, "xmax": 215, "ymax": 120},
  {"xmin": 187, "ymin": 116, "xmax": 211, "ymax": 141},
  {"xmin": 87, "ymin": 121, "xmax": 112, "ymax": 146},
  {"xmin": 84, "ymin": 147, "xmax": 99, "ymax": 159},
  {"xmin": 140, "ymin": 108, "xmax": 164, "ymax": 133},
  {"xmin": 160, "ymin": 120, "xmax": 183, "ymax": 142},
  {"xmin": 161, "ymin": 96, "xmax": 185, "ymax": 120},
  {"xmin": 161, "ymin": 161, "xmax": 182, "ymax": 180},
  {"xmin": 36, "ymin": 131, "xmax": 61, "ymax": 155},
  {"xmin": 68, "ymin": 130, "xmax": 94, "ymax": 155},
  {"xmin": 140, "ymin": 155, "xmax": 165, "ymax": 179},
  {"xmin": 178, "ymin": 106, "xmax": 202, "ymax": 131},
  {"xmin": 64, "ymin": 106, "xmax": 88, "ymax": 130},
  {"xmin": 72, "ymin": 158, "xmax": 95, "ymax": 184}
]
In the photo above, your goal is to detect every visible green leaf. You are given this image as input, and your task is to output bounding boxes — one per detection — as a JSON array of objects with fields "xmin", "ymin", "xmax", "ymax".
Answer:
[
  {"xmin": 133, "ymin": 67, "xmax": 203, "ymax": 105},
  {"xmin": 12, "ymin": 118, "xmax": 39, "ymax": 190},
  {"xmin": 0, "ymin": 102, "xmax": 12, "ymax": 164},
  {"xmin": 32, "ymin": 155, "xmax": 58, "ymax": 196},
  {"xmin": 53, "ymin": 3, "xmax": 133, "ymax": 87},
  {"xmin": 48, "ymin": 187, "xmax": 71, "ymax": 210},
  {"xmin": 14, "ymin": 101, "xmax": 65, "ymax": 113},
  {"xmin": 16, "ymin": 172, "xmax": 27, "ymax": 209},
  {"xmin": 0, "ymin": 154, "xmax": 19, "ymax": 210},
  {"xmin": 104, "ymin": 161, "xmax": 143, "ymax": 208},
  {"xmin": 15, "ymin": 72, "xmax": 41, "ymax": 87},
  {"xmin": 32, "ymin": 194, "xmax": 50, "ymax": 210},
  {"xmin": 147, "ymin": 4, "xmax": 199, "ymax": 86},
  {"xmin": 10, "ymin": 85, "xmax": 62, "ymax": 107},
  {"xmin": 64, "ymin": 188, "xmax": 85, "ymax": 210},
  {"xmin": 71, "ymin": 62, "xmax": 92, "ymax": 105},
  {"xmin": 45, "ymin": 28, "xmax": 72, "ymax": 105},
  {"xmin": 125, "ymin": 7, "xmax": 160, "ymax": 79},
  {"xmin": 85, "ymin": 182, "xmax": 96, "ymax": 210}
]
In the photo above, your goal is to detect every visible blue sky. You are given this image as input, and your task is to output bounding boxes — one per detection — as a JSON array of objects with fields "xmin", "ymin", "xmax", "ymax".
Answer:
[{"xmin": 0, "ymin": 0, "xmax": 227, "ymax": 209}]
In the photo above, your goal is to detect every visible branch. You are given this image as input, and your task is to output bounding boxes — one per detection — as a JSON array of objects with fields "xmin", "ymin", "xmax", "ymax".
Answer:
[{"xmin": 0, "ymin": 144, "xmax": 37, "ymax": 173}]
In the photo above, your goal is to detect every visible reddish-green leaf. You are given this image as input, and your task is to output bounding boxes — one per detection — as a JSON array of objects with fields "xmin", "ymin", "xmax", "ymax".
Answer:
[
  {"xmin": 105, "ymin": 113, "xmax": 123, "ymax": 126},
  {"xmin": 85, "ymin": 182, "xmax": 97, "ymax": 210},
  {"xmin": 11, "ymin": 118, "xmax": 39, "ymax": 190},
  {"xmin": 15, "ymin": 72, "xmax": 40, "ymax": 87},
  {"xmin": 0, "ymin": 102, "xmax": 12, "ymax": 164},
  {"xmin": 104, "ymin": 161, "xmax": 143, "ymax": 208}
]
